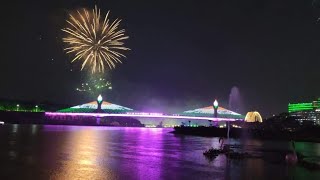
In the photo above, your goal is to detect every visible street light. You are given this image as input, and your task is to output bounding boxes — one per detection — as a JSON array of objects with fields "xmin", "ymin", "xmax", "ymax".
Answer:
[
  {"xmin": 16, "ymin": 104, "xmax": 20, "ymax": 111},
  {"xmin": 35, "ymin": 105, "xmax": 38, "ymax": 112}
]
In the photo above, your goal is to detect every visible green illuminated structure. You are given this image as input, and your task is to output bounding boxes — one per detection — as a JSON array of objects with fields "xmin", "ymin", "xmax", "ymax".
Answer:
[
  {"xmin": 288, "ymin": 103, "xmax": 314, "ymax": 113},
  {"xmin": 288, "ymin": 98, "xmax": 320, "ymax": 125},
  {"xmin": 58, "ymin": 100, "xmax": 133, "ymax": 114},
  {"xmin": 288, "ymin": 98, "xmax": 320, "ymax": 113}
]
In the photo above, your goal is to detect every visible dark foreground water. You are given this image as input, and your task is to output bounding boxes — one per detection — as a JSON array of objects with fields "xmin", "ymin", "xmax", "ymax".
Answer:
[{"xmin": 0, "ymin": 124, "xmax": 319, "ymax": 180}]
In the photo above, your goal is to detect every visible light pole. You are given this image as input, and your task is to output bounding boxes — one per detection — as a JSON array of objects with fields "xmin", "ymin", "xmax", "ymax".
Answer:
[
  {"xmin": 35, "ymin": 105, "xmax": 38, "ymax": 112},
  {"xmin": 16, "ymin": 104, "xmax": 20, "ymax": 111}
]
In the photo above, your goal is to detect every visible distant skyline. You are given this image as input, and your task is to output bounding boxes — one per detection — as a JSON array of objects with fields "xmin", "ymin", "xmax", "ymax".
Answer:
[{"xmin": 2, "ymin": 0, "xmax": 320, "ymax": 117}]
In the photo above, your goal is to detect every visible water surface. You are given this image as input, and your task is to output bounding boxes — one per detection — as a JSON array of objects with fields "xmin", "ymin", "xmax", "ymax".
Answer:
[{"xmin": 0, "ymin": 124, "xmax": 319, "ymax": 179}]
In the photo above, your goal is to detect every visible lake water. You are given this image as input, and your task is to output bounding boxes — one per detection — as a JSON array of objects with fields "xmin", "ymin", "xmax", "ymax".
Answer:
[{"xmin": 0, "ymin": 124, "xmax": 319, "ymax": 179}]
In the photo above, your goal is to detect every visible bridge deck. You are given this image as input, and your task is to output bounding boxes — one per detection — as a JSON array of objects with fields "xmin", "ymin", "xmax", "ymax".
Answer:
[{"xmin": 45, "ymin": 112, "xmax": 238, "ymax": 121}]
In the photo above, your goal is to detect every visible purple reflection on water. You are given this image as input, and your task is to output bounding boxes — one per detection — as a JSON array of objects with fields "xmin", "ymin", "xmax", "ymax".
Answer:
[
  {"xmin": 122, "ymin": 127, "xmax": 164, "ymax": 179},
  {"xmin": 42, "ymin": 125, "xmax": 115, "ymax": 131},
  {"xmin": 0, "ymin": 125, "xmax": 319, "ymax": 179}
]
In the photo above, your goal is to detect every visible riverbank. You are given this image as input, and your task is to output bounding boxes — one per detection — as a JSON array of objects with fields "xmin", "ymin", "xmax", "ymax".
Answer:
[
  {"xmin": 0, "ymin": 111, "xmax": 144, "ymax": 127},
  {"xmin": 173, "ymin": 126, "xmax": 320, "ymax": 143}
]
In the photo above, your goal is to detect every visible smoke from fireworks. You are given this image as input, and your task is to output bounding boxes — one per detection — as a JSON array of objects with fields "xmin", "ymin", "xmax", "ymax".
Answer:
[
  {"xmin": 62, "ymin": 6, "xmax": 129, "ymax": 73},
  {"xmin": 76, "ymin": 77, "xmax": 112, "ymax": 94}
]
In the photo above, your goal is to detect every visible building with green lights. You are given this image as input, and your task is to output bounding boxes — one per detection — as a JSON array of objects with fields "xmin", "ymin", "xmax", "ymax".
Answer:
[{"xmin": 288, "ymin": 98, "xmax": 320, "ymax": 125}]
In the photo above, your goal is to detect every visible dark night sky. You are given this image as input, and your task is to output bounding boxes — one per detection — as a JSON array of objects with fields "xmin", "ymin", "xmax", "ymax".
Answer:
[{"xmin": 2, "ymin": 0, "xmax": 320, "ymax": 117}]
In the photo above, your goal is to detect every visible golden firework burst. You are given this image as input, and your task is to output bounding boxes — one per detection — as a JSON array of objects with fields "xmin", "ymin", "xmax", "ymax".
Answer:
[{"xmin": 62, "ymin": 6, "xmax": 129, "ymax": 73}]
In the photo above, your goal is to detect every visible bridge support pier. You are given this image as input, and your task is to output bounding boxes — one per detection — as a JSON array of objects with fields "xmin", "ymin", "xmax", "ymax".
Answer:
[{"xmin": 96, "ymin": 117, "xmax": 101, "ymax": 125}]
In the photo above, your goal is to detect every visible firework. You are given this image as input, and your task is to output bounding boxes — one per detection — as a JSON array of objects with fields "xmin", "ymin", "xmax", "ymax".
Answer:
[
  {"xmin": 76, "ymin": 77, "xmax": 112, "ymax": 93},
  {"xmin": 62, "ymin": 6, "xmax": 129, "ymax": 73}
]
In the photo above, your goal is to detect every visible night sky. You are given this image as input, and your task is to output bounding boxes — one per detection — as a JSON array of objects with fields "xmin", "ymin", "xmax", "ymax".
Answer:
[{"xmin": 2, "ymin": 0, "xmax": 320, "ymax": 117}]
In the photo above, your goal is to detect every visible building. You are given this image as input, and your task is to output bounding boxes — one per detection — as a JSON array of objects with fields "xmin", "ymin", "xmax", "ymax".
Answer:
[
  {"xmin": 288, "ymin": 98, "xmax": 320, "ymax": 125},
  {"xmin": 245, "ymin": 111, "xmax": 263, "ymax": 122}
]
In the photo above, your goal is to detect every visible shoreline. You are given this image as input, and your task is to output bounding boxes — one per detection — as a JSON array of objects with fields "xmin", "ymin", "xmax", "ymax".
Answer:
[{"xmin": 173, "ymin": 126, "xmax": 320, "ymax": 143}]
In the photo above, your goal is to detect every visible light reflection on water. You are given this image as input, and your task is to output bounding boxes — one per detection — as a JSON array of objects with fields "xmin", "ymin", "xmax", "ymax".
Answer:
[
  {"xmin": 50, "ymin": 129, "xmax": 114, "ymax": 180},
  {"xmin": 0, "ymin": 124, "xmax": 319, "ymax": 179}
]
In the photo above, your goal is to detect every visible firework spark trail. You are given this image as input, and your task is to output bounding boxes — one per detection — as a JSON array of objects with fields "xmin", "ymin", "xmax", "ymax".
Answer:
[
  {"xmin": 62, "ymin": 6, "xmax": 129, "ymax": 73},
  {"xmin": 76, "ymin": 78, "xmax": 112, "ymax": 93}
]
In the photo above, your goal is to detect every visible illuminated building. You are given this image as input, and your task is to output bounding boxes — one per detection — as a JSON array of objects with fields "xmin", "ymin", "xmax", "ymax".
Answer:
[
  {"xmin": 288, "ymin": 98, "xmax": 320, "ymax": 125},
  {"xmin": 245, "ymin": 111, "xmax": 263, "ymax": 123}
]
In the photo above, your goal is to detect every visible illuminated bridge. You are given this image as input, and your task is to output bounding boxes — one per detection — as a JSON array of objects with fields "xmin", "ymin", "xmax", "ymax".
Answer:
[
  {"xmin": 45, "ymin": 98, "xmax": 244, "ymax": 127},
  {"xmin": 45, "ymin": 112, "xmax": 239, "ymax": 121}
]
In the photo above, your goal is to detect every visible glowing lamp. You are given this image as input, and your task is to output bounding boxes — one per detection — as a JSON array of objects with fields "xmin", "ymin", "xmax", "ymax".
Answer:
[
  {"xmin": 97, "ymin": 95, "xmax": 103, "ymax": 103},
  {"xmin": 213, "ymin": 100, "xmax": 218, "ymax": 109}
]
